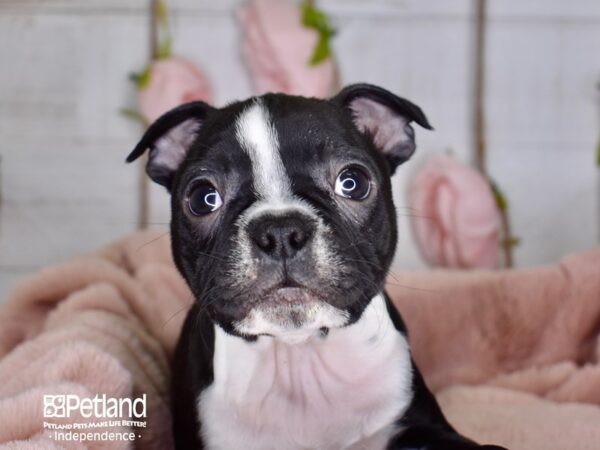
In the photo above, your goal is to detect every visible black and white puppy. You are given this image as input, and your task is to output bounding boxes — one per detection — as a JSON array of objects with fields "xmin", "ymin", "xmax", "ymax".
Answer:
[{"xmin": 127, "ymin": 84, "xmax": 505, "ymax": 450}]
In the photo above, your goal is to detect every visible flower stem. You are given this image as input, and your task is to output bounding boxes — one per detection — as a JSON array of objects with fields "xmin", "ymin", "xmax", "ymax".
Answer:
[
  {"xmin": 473, "ymin": 0, "xmax": 514, "ymax": 268},
  {"xmin": 136, "ymin": 0, "xmax": 162, "ymax": 230}
]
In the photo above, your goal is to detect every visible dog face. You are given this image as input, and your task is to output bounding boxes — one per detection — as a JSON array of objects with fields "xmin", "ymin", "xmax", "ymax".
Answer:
[{"xmin": 128, "ymin": 84, "xmax": 430, "ymax": 342}]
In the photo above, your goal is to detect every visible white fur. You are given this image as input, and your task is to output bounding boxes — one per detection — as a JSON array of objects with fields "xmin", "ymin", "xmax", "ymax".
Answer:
[
  {"xmin": 235, "ymin": 101, "xmax": 291, "ymax": 201},
  {"xmin": 239, "ymin": 200, "xmax": 316, "ymax": 224},
  {"xmin": 234, "ymin": 300, "xmax": 349, "ymax": 345},
  {"xmin": 198, "ymin": 294, "xmax": 413, "ymax": 450}
]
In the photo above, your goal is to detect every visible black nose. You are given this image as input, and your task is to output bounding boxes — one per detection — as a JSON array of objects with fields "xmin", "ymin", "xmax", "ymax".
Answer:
[{"xmin": 248, "ymin": 213, "xmax": 316, "ymax": 260}]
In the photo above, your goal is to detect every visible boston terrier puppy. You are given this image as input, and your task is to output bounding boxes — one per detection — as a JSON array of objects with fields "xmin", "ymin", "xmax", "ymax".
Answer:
[{"xmin": 127, "ymin": 84, "xmax": 506, "ymax": 450}]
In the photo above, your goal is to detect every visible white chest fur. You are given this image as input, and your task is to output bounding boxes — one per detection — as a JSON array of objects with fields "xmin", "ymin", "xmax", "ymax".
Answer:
[{"xmin": 198, "ymin": 294, "xmax": 413, "ymax": 450}]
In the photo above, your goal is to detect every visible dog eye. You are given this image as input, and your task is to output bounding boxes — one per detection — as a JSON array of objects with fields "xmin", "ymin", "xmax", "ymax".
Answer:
[
  {"xmin": 334, "ymin": 167, "xmax": 371, "ymax": 200},
  {"xmin": 187, "ymin": 182, "xmax": 223, "ymax": 216}
]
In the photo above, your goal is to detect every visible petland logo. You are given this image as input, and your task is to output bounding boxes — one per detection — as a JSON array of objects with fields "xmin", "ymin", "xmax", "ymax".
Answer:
[{"xmin": 43, "ymin": 394, "xmax": 147, "ymax": 419}]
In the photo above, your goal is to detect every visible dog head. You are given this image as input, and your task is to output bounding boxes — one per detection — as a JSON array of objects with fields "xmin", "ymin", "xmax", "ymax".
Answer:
[{"xmin": 127, "ymin": 84, "xmax": 431, "ymax": 343}]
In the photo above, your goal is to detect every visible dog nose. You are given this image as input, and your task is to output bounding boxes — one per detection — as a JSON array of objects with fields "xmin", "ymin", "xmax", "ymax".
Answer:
[{"xmin": 248, "ymin": 214, "xmax": 315, "ymax": 260}]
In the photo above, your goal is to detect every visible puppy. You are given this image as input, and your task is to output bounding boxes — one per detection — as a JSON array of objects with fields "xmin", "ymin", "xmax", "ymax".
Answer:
[{"xmin": 128, "ymin": 84, "xmax": 506, "ymax": 450}]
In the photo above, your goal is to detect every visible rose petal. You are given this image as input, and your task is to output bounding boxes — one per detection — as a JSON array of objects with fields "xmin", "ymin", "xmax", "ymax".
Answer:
[
  {"xmin": 237, "ymin": 0, "xmax": 334, "ymax": 97},
  {"xmin": 137, "ymin": 56, "xmax": 213, "ymax": 124},
  {"xmin": 410, "ymin": 154, "xmax": 500, "ymax": 269}
]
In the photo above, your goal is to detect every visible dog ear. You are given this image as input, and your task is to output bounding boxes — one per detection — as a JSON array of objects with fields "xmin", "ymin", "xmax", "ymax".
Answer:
[
  {"xmin": 126, "ymin": 101, "xmax": 214, "ymax": 190},
  {"xmin": 333, "ymin": 84, "xmax": 432, "ymax": 173}
]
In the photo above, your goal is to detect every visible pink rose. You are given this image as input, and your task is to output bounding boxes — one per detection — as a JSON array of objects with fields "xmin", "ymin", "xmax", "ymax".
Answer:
[
  {"xmin": 409, "ymin": 154, "xmax": 500, "ymax": 269},
  {"xmin": 237, "ymin": 0, "xmax": 335, "ymax": 97},
  {"xmin": 137, "ymin": 56, "xmax": 213, "ymax": 124}
]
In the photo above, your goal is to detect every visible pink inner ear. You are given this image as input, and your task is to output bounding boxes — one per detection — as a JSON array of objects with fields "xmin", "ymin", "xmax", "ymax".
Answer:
[
  {"xmin": 349, "ymin": 97, "xmax": 410, "ymax": 155},
  {"xmin": 151, "ymin": 118, "xmax": 201, "ymax": 172}
]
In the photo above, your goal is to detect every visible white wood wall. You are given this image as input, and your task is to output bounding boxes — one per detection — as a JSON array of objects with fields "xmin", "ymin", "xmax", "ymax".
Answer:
[{"xmin": 1, "ymin": 0, "xmax": 599, "ymax": 299}]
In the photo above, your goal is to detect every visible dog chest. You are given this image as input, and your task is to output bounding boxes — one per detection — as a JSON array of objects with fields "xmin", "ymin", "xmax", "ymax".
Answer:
[{"xmin": 197, "ymin": 295, "xmax": 414, "ymax": 450}]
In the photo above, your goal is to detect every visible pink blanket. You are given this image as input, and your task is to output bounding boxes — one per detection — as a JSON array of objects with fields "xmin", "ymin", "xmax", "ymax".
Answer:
[{"xmin": 0, "ymin": 230, "xmax": 599, "ymax": 449}]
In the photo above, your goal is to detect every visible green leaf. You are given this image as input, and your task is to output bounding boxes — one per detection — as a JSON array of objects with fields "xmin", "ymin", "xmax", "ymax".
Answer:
[
  {"xmin": 300, "ymin": 1, "xmax": 336, "ymax": 66},
  {"xmin": 310, "ymin": 35, "xmax": 331, "ymax": 65},
  {"xmin": 119, "ymin": 108, "xmax": 147, "ymax": 126},
  {"xmin": 157, "ymin": 34, "xmax": 172, "ymax": 59},
  {"xmin": 156, "ymin": 0, "xmax": 169, "ymax": 26},
  {"xmin": 490, "ymin": 180, "xmax": 508, "ymax": 211},
  {"xmin": 505, "ymin": 236, "xmax": 521, "ymax": 248},
  {"xmin": 153, "ymin": 0, "xmax": 171, "ymax": 59},
  {"xmin": 131, "ymin": 65, "xmax": 152, "ymax": 90},
  {"xmin": 301, "ymin": 2, "xmax": 332, "ymax": 34},
  {"xmin": 596, "ymin": 138, "xmax": 600, "ymax": 167}
]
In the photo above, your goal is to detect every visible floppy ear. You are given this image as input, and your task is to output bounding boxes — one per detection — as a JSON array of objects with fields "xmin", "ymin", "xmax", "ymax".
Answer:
[
  {"xmin": 333, "ymin": 84, "xmax": 432, "ymax": 173},
  {"xmin": 126, "ymin": 101, "xmax": 214, "ymax": 190}
]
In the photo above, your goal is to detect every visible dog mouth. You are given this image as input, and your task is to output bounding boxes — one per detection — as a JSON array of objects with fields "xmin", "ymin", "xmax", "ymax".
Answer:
[
  {"xmin": 263, "ymin": 285, "xmax": 320, "ymax": 306},
  {"xmin": 232, "ymin": 283, "xmax": 348, "ymax": 341}
]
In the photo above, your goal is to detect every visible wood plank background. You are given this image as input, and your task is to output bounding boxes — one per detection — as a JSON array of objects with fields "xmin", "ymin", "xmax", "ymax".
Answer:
[{"xmin": 1, "ymin": 0, "xmax": 599, "ymax": 299}]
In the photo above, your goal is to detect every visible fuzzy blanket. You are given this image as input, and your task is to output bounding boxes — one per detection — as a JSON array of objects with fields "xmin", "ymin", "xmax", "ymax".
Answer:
[{"xmin": 0, "ymin": 230, "xmax": 599, "ymax": 449}]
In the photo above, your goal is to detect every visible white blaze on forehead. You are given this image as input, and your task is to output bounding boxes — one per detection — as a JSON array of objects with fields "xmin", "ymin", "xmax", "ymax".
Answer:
[{"xmin": 235, "ymin": 101, "xmax": 292, "ymax": 200}]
